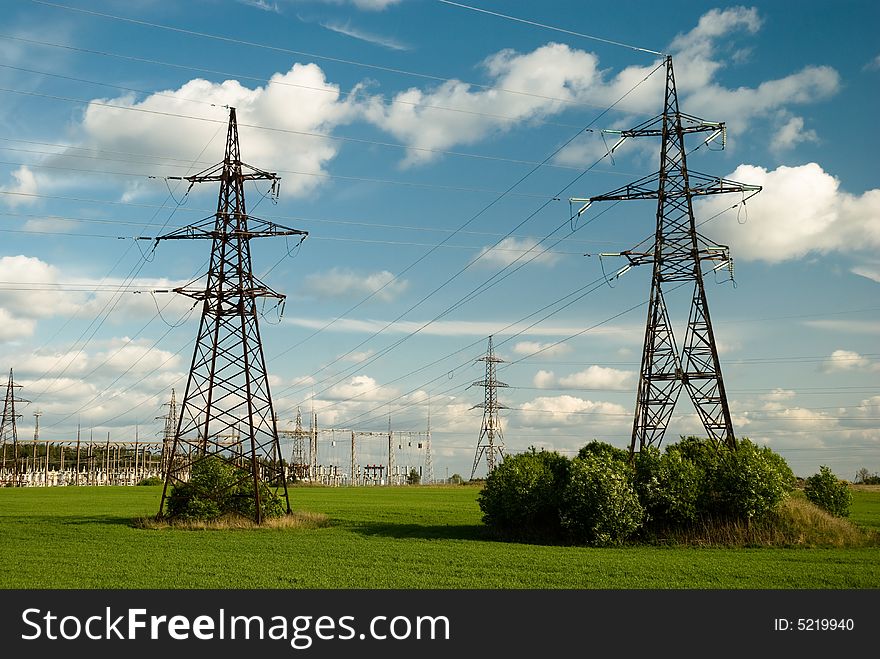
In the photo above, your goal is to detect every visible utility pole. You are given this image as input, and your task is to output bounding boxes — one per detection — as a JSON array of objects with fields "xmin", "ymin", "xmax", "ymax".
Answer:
[
  {"xmin": 571, "ymin": 55, "xmax": 761, "ymax": 452},
  {"xmin": 0, "ymin": 369, "xmax": 26, "ymax": 486},
  {"xmin": 154, "ymin": 107, "xmax": 308, "ymax": 523},
  {"xmin": 471, "ymin": 335, "xmax": 507, "ymax": 480}
]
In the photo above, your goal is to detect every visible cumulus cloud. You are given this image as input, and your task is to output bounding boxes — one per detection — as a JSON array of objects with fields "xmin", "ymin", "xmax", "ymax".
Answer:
[
  {"xmin": 518, "ymin": 395, "xmax": 629, "ymax": 428},
  {"xmin": 699, "ymin": 163, "xmax": 880, "ymax": 262},
  {"xmin": 27, "ymin": 63, "xmax": 363, "ymax": 200},
  {"xmin": 0, "ymin": 165, "xmax": 38, "ymax": 205},
  {"xmin": 363, "ymin": 42, "xmax": 602, "ymax": 167},
  {"xmin": 533, "ymin": 369, "xmax": 556, "ymax": 389},
  {"xmin": 0, "ymin": 255, "xmax": 82, "ymax": 319},
  {"xmin": 0, "ymin": 308, "xmax": 35, "ymax": 342},
  {"xmin": 324, "ymin": 374, "xmax": 398, "ymax": 402},
  {"xmin": 360, "ymin": 7, "xmax": 839, "ymax": 168},
  {"xmin": 304, "ymin": 267, "xmax": 408, "ymax": 301},
  {"xmin": 771, "ymin": 115, "xmax": 818, "ymax": 151},
  {"xmin": 559, "ymin": 365, "xmax": 635, "ymax": 390},
  {"xmin": 822, "ymin": 349, "xmax": 879, "ymax": 373},
  {"xmin": 474, "ymin": 237, "xmax": 561, "ymax": 268}
]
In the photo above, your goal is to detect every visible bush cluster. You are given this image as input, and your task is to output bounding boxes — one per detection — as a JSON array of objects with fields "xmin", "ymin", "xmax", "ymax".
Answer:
[
  {"xmin": 804, "ymin": 465, "xmax": 852, "ymax": 517},
  {"xmin": 166, "ymin": 455, "xmax": 286, "ymax": 521},
  {"xmin": 478, "ymin": 437, "xmax": 797, "ymax": 546}
]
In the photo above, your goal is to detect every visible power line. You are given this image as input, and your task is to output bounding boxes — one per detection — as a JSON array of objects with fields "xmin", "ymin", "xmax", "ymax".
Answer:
[
  {"xmin": 0, "ymin": 87, "xmax": 595, "ymax": 174},
  {"xmin": 0, "ymin": 53, "xmax": 598, "ymax": 131},
  {"xmin": 437, "ymin": 1, "xmax": 665, "ymax": 56},
  {"xmin": 25, "ymin": 2, "xmax": 657, "ymax": 114},
  {"xmin": 268, "ymin": 61, "xmax": 666, "ymax": 408}
]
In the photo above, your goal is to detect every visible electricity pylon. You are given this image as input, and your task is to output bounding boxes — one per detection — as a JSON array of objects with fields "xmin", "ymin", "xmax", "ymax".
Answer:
[
  {"xmin": 471, "ymin": 336, "xmax": 508, "ymax": 479},
  {"xmin": 156, "ymin": 388, "xmax": 177, "ymax": 478},
  {"xmin": 155, "ymin": 107, "xmax": 308, "ymax": 523},
  {"xmin": 0, "ymin": 369, "xmax": 27, "ymax": 486},
  {"xmin": 571, "ymin": 56, "xmax": 761, "ymax": 452}
]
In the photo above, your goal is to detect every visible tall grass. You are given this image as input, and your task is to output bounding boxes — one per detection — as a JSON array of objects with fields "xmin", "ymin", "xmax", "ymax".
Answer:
[
  {"xmin": 651, "ymin": 495, "xmax": 879, "ymax": 548},
  {"xmin": 133, "ymin": 510, "xmax": 330, "ymax": 531}
]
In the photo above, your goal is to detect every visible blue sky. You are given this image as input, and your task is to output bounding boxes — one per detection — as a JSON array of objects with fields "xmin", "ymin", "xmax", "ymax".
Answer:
[{"xmin": 0, "ymin": 0, "xmax": 877, "ymax": 480}]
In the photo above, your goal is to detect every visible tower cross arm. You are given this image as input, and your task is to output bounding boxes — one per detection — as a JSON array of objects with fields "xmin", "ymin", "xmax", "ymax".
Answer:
[
  {"xmin": 613, "ymin": 113, "xmax": 725, "ymax": 139},
  {"xmin": 166, "ymin": 161, "xmax": 279, "ymax": 185},
  {"xmin": 571, "ymin": 171, "xmax": 761, "ymax": 215},
  {"xmin": 152, "ymin": 217, "xmax": 308, "ymax": 243}
]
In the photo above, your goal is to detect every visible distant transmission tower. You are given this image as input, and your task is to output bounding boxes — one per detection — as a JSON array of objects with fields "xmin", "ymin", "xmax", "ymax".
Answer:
[
  {"xmin": 571, "ymin": 56, "xmax": 761, "ymax": 452},
  {"xmin": 290, "ymin": 407, "xmax": 308, "ymax": 480},
  {"xmin": 0, "ymin": 369, "xmax": 26, "ymax": 486},
  {"xmin": 471, "ymin": 336, "xmax": 508, "ymax": 479},
  {"xmin": 156, "ymin": 388, "xmax": 177, "ymax": 478},
  {"xmin": 155, "ymin": 107, "xmax": 308, "ymax": 523}
]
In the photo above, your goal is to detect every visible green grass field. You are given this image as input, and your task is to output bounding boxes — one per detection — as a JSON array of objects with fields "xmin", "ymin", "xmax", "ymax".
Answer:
[{"xmin": 1, "ymin": 485, "xmax": 878, "ymax": 589}]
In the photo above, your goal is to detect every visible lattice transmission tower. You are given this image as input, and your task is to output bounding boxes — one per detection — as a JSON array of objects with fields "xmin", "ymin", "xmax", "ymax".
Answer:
[
  {"xmin": 572, "ymin": 56, "xmax": 761, "ymax": 452},
  {"xmin": 471, "ymin": 336, "xmax": 508, "ymax": 479},
  {"xmin": 155, "ymin": 107, "xmax": 308, "ymax": 523},
  {"xmin": 0, "ymin": 369, "xmax": 27, "ymax": 486},
  {"xmin": 156, "ymin": 388, "xmax": 177, "ymax": 478}
]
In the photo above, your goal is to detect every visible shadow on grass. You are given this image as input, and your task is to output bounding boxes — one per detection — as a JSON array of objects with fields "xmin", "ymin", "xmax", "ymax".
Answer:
[{"xmin": 348, "ymin": 521, "xmax": 491, "ymax": 541}]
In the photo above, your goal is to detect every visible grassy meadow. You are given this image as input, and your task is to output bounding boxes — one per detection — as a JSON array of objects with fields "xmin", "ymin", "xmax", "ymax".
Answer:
[{"xmin": 0, "ymin": 484, "xmax": 878, "ymax": 589}]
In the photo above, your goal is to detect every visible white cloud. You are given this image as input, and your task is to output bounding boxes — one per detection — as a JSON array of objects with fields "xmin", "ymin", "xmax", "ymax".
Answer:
[
  {"xmin": 771, "ymin": 115, "xmax": 818, "ymax": 151},
  {"xmin": 54, "ymin": 63, "xmax": 362, "ymax": 199},
  {"xmin": 324, "ymin": 374, "xmax": 398, "ymax": 402},
  {"xmin": 0, "ymin": 308, "xmax": 35, "ymax": 342},
  {"xmin": 518, "ymin": 395, "xmax": 629, "ymax": 428},
  {"xmin": 238, "ymin": 0, "xmax": 280, "ymax": 12},
  {"xmin": 851, "ymin": 261, "xmax": 880, "ymax": 283},
  {"xmin": 0, "ymin": 166, "xmax": 38, "ymax": 205},
  {"xmin": 312, "ymin": 0, "xmax": 402, "ymax": 9},
  {"xmin": 700, "ymin": 163, "xmax": 880, "ymax": 263},
  {"xmin": 320, "ymin": 20, "xmax": 409, "ymax": 51},
  {"xmin": 683, "ymin": 66, "xmax": 839, "ymax": 139},
  {"xmin": 513, "ymin": 341, "xmax": 571, "ymax": 358},
  {"xmin": 822, "ymin": 349, "xmax": 879, "ymax": 373},
  {"xmin": 94, "ymin": 338, "xmax": 182, "ymax": 375},
  {"xmin": 864, "ymin": 54, "xmax": 880, "ymax": 71},
  {"xmin": 533, "ymin": 369, "xmax": 556, "ymax": 389},
  {"xmin": 361, "ymin": 8, "xmax": 839, "ymax": 167},
  {"xmin": 804, "ymin": 319, "xmax": 880, "ymax": 334},
  {"xmin": 475, "ymin": 237, "xmax": 561, "ymax": 268},
  {"xmin": 764, "ymin": 388, "xmax": 796, "ymax": 403},
  {"xmin": 363, "ymin": 42, "xmax": 602, "ymax": 167},
  {"xmin": 0, "ymin": 255, "xmax": 82, "ymax": 319},
  {"xmin": 304, "ymin": 267, "xmax": 408, "ymax": 301},
  {"xmin": 558, "ymin": 365, "xmax": 634, "ymax": 390},
  {"xmin": 670, "ymin": 6, "xmax": 762, "ymax": 60},
  {"xmin": 339, "ymin": 350, "xmax": 375, "ymax": 363}
]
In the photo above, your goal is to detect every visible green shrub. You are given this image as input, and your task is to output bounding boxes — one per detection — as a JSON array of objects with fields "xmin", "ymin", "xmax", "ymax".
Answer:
[
  {"xmin": 136, "ymin": 476, "xmax": 164, "ymax": 486},
  {"xmin": 478, "ymin": 447, "xmax": 570, "ymax": 540},
  {"xmin": 166, "ymin": 455, "xmax": 286, "ymax": 522},
  {"xmin": 804, "ymin": 466, "xmax": 852, "ymax": 517},
  {"xmin": 577, "ymin": 440, "xmax": 630, "ymax": 463},
  {"xmin": 633, "ymin": 446, "xmax": 703, "ymax": 529},
  {"xmin": 709, "ymin": 439, "xmax": 797, "ymax": 521},
  {"xmin": 560, "ymin": 454, "xmax": 643, "ymax": 546}
]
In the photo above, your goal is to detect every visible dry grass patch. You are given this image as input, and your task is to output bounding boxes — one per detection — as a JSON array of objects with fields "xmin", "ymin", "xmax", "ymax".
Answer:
[
  {"xmin": 133, "ymin": 510, "xmax": 330, "ymax": 531},
  {"xmin": 652, "ymin": 496, "xmax": 879, "ymax": 548}
]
